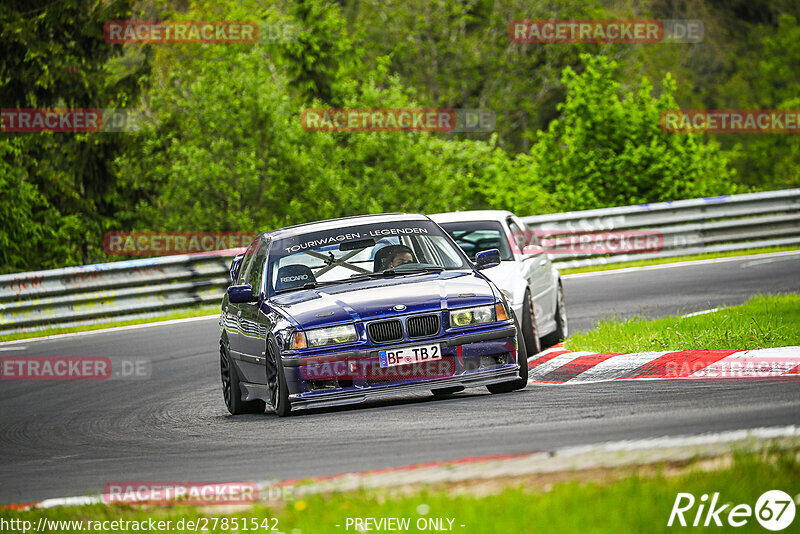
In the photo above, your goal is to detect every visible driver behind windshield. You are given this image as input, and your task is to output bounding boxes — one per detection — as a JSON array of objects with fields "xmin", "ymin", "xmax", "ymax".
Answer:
[
  {"xmin": 389, "ymin": 247, "xmax": 414, "ymax": 268},
  {"xmin": 375, "ymin": 244, "xmax": 416, "ymax": 271}
]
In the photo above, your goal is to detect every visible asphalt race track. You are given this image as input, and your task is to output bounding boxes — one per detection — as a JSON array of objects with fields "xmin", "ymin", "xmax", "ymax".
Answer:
[
  {"xmin": 564, "ymin": 251, "xmax": 800, "ymax": 332},
  {"xmin": 1, "ymin": 252, "xmax": 799, "ymax": 503}
]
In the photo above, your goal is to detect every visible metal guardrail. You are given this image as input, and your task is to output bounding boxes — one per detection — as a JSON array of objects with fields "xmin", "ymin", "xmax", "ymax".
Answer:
[
  {"xmin": 1, "ymin": 189, "xmax": 798, "ymax": 336},
  {"xmin": 522, "ymin": 188, "xmax": 800, "ymax": 269},
  {"xmin": 0, "ymin": 251, "xmax": 240, "ymax": 336}
]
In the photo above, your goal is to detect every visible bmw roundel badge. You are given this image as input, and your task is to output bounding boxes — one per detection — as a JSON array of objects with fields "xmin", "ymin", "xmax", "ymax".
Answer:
[{"xmin": 393, "ymin": 304, "xmax": 407, "ymax": 311}]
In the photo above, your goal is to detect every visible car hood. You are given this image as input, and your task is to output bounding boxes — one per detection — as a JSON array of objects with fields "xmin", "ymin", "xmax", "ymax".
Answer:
[{"xmin": 271, "ymin": 271, "xmax": 497, "ymax": 328}]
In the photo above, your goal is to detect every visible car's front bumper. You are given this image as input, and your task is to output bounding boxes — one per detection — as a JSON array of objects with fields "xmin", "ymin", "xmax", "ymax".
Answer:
[
  {"xmin": 287, "ymin": 365, "xmax": 519, "ymax": 410},
  {"xmin": 279, "ymin": 325, "xmax": 519, "ymax": 411}
]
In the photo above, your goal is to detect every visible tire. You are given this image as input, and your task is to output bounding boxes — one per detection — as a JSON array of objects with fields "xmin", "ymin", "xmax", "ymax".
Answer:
[
  {"xmin": 487, "ymin": 312, "xmax": 528, "ymax": 394},
  {"xmin": 220, "ymin": 341, "xmax": 266, "ymax": 415},
  {"xmin": 265, "ymin": 337, "xmax": 292, "ymax": 417},
  {"xmin": 431, "ymin": 386, "xmax": 464, "ymax": 397},
  {"xmin": 521, "ymin": 290, "xmax": 542, "ymax": 357},
  {"xmin": 542, "ymin": 283, "xmax": 569, "ymax": 348}
]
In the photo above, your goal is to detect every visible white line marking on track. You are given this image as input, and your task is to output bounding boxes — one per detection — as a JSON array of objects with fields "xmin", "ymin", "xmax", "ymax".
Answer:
[
  {"xmin": 562, "ymin": 250, "xmax": 800, "ymax": 279},
  {"xmin": 681, "ymin": 307, "xmax": 719, "ymax": 318},
  {"xmin": 0, "ymin": 315, "xmax": 220, "ymax": 346},
  {"xmin": 741, "ymin": 254, "xmax": 800, "ymax": 268}
]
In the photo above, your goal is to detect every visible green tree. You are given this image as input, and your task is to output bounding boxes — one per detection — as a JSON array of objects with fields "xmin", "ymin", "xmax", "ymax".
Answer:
[
  {"xmin": 116, "ymin": 1, "xmax": 486, "ymax": 233},
  {"xmin": 726, "ymin": 15, "xmax": 800, "ymax": 189},
  {"xmin": 0, "ymin": 0, "xmax": 150, "ymax": 267},
  {"xmin": 344, "ymin": 0, "xmax": 609, "ymax": 152},
  {"xmin": 526, "ymin": 55, "xmax": 738, "ymax": 211}
]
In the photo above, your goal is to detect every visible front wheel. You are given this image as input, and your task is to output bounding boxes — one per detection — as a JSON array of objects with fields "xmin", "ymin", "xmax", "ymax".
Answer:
[
  {"xmin": 265, "ymin": 338, "xmax": 292, "ymax": 417},
  {"xmin": 487, "ymin": 313, "xmax": 528, "ymax": 394}
]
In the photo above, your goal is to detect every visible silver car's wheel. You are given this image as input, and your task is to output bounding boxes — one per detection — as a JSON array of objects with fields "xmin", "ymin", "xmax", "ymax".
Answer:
[
  {"xmin": 542, "ymin": 283, "xmax": 568, "ymax": 347},
  {"xmin": 522, "ymin": 290, "xmax": 542, "ymax": 357}
]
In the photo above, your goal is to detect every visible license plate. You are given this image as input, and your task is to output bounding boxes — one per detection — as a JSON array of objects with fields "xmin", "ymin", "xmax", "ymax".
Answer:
[{"xmin": 378, "ymin": 343, "xmax": 442, "ymax": 368}]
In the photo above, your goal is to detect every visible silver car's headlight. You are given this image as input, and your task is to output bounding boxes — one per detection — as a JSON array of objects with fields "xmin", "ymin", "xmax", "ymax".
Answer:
[
  {"xmin": 449, "ymin": 305, "xmax": 495, "ymax": 327},
  {"xmin": 304, "ymin": 324, "xmax": 358, "ymax": 348}
]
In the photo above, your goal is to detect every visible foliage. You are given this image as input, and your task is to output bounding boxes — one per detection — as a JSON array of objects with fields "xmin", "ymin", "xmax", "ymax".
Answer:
[
  {"xmin": 2, "ymin": 0, "xmax": 798, "ymax": 273},
  {"xmin": 0, "ymin": 0, "xmax": 149, "ymax": 271},
  {"xmin": 527, "ymin": 55, "xmax": 738, "ymax": 211}
]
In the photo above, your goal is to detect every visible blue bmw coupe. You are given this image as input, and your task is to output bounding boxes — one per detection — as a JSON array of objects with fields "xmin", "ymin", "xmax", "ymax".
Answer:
[{"xmin": 219, "ymin": 213, "xmax": 528, "ymax": 416}]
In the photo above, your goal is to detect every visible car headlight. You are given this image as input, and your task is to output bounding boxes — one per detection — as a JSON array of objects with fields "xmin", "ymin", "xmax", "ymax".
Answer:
[
  {"xmin": 450, "ymin": 305, "xmax": 495, "ymax": 327},
  {"xmin": 303, "ymin": 324, "xmax": 358, "ymax": 348}
]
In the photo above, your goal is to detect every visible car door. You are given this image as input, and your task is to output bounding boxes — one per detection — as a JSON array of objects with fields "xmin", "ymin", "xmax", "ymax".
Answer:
[
  {"xmin": 226, "ymin": 239, "xmax": 258, "ymax": 361},
  {"xmin": 236, "ymin": 238, "xmax": 270, "ymax": 384}
]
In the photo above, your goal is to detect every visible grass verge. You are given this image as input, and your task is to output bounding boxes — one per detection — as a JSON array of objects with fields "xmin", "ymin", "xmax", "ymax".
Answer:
[
  {"xmin": 0, "ymin": 306, "xmax": 220, "ymax": 343},
  {"xmin": 2, "ymin": 447, "xmax": 798, "ymax": 533},
  {"xmin": 564, "ymin": 294, "xmax": 800, "ymax": 353},
  {"xmin": 558, "ymin": 246, "xmax": 799, "ymax": 275}
]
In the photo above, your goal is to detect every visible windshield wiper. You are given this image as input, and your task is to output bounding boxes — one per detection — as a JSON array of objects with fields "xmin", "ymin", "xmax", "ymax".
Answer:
[
  {"xmin": 275, "ymin": 279, "xmax": 357, "ymax": 295},
  {"xmin": 277, "ymin": 267, "xmax": 446, "ymax": 293},
  {"xmin": 385, "ymin": 266, "xmax": 444, "ymax": 275},
  {"xmin": 350, "ymin": 266, "xmax": 445, "ymax": 281},
  {"xmin": 274, "ymin": 281, "xmax": 318, "ymax": 294}
]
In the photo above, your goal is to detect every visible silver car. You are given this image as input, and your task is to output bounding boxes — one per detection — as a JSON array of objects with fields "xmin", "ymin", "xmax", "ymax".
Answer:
[{"xmin": 430, "ymin": 210, "xmax": 568, "ymax": 354}]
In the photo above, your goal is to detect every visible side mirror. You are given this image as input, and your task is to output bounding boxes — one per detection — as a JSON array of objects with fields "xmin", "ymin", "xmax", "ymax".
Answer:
[
  {"xmin": 523, "ymin": 244, "xmax": 545, "ymax": 256},
  {"xmin": 230, "ymin": 254, "xmax": 244, "ymax": 283},
  {"xmin": 228, "ymin": 284, "xmax": 259, "ymax": 303},
  {"xmin": 475, "ymin": 249, "xmax": 501, "ymax": 270}
]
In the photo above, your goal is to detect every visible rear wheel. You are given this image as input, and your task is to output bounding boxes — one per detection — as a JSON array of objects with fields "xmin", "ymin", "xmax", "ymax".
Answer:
[
  {"xmin": 542, "ymin": 283, "xmax": 568, "ymax": 347},
  {"xmin": 487, "ymin": 313, "xmax": 528, "ymax": 394},
  {"xmin": 265, "ymin": 338, "xmax": 292, "ymax": 417},
  {"xmin": 220, "ymin": 341, "xmax": 265, "ymax": 415}
]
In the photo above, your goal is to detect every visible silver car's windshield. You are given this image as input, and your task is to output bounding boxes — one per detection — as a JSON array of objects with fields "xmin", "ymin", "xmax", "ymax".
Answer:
[{"xmin": 437, "ymin": 221, "xmax": 514, "ymax": 261}]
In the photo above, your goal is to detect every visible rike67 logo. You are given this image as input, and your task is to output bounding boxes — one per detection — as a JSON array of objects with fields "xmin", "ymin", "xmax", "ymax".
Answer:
[{"xmin": 668, "ymin": 490, "xmax": 796, "ymax": 530}]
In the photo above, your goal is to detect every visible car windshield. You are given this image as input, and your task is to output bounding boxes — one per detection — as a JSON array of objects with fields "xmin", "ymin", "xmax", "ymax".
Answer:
[
  {"xmin": 268, "ymin": 220, "xmax": 469, "ymax": 294},
  {"xmin": 437, "ymin": 221, "xmax": 514, "ymax": 261}
]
